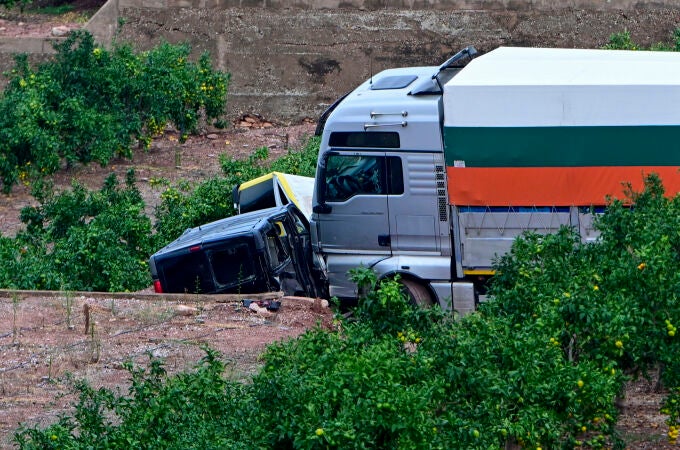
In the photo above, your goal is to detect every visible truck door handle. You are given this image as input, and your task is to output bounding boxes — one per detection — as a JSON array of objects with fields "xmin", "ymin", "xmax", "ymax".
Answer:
[{"xmin": 378, "ymin": 235, "xmax": 391, "ymax": 247}]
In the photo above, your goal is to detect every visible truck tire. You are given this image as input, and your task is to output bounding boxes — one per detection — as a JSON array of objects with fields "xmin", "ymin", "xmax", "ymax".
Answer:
[{"xmin": 400, "ymin": 278, "xmax": 435, "ymax": 308}]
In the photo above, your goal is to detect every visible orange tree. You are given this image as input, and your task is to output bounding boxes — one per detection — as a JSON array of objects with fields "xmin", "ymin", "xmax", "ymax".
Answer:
[
  {"xmin": 1, "ymin": 170, "xmax": 154, "ymax": 292},
  {"xmin": 0, "ymin": 30, "xmax": 229, "ymax": 193},
  {"xmin": 489, "ymin": 174, "xmax": 680, "ymax": 447}
]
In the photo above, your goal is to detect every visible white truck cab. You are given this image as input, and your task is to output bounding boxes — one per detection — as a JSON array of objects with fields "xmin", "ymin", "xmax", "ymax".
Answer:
[{"xmin": 312, "ymin": 48, "xmax": 478, "ymax": 311}]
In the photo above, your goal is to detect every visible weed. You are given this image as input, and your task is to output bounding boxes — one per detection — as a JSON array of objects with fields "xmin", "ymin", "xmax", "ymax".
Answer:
[
  {"xmin": 11, "ymin": 292, "xmax": 19, "ymax": 345},
  {"xmin": 88, "ymin": 321, "xmax": 101, "ymax": 363},
  {"xmin": 63, "ymin": 290, "xmax": 74, "ymax": 330}
]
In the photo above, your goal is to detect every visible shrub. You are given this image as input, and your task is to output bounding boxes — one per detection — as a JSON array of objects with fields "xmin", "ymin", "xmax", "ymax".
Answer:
[
  {"xmin": 0, "ymin": 170, "xmax": 154, "ymax": 291},
  {"xmin": 0, "ymin": 30, "xmax": 229, "ymax": 193},
  {"xmin": 604, "ymin": 27, "xmax": 680, "ymax": 51},
  {"xmin": 14, "ymin": 349, "xmax": 251, "ymax": 449}
]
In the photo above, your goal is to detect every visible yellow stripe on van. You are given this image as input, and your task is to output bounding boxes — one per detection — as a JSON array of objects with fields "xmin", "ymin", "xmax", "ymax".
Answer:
[
  {"xmin": 239, "ymin": 172, "xmax": 274, "ymax": 190},
  {"xmin": 273, "ymin": 172, "xmax": 305, "ymax": 212}
]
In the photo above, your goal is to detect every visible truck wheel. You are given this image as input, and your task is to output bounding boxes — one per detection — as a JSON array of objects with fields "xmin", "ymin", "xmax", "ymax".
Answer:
[{"xmin": 400, "ymin": 278, "xmax": 435, "ymax": 308}]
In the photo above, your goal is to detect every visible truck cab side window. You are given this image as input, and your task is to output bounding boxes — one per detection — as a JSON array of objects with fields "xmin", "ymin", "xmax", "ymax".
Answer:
[
  {"xmin": 386, "ymin": 156, "xmax": 404, "ymax": 195},
  {"xmin": 324, "ymin": 155, "xmax": 403, "ymax": 202}
]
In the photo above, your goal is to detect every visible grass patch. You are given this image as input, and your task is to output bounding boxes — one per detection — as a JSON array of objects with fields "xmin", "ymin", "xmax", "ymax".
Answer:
[{"xmin": 27, "ymin": 4, "xmax": 74, "ymax": 14}]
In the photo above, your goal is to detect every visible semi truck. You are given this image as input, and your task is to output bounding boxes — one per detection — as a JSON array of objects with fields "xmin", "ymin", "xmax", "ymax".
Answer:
[{"xmin": 310, "ymin": 46, "xmax": 680, "ymax": 313}]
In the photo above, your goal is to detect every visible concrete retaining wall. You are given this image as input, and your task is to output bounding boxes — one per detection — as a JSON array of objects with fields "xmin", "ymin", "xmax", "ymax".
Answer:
[
  {"xmin": 4, "ymin": 1, "xmax": 680, "ymax": 122},
  {"xmin": 113, "ymin": 3, "xmax": 680, "ymax": 122}
]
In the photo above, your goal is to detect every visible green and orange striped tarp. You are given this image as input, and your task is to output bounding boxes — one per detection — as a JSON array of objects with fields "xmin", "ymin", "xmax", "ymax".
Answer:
[
  {"xmin": 443, "ymin": 47, "xmax": 680, "ymax": 206},
  {"xmin": 443, "ymin": 125, "xmax": 680, "ymax": 206}
]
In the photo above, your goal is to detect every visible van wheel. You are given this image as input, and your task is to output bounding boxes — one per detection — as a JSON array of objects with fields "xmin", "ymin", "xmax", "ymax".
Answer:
[{"xmin": 400, "ymin": 279, "xmax": 435, "ymax": 308}]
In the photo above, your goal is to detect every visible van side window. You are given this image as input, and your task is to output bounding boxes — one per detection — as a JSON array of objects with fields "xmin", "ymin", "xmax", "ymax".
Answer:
[
  {"xmin": 325, "ymin": 155, "xmax": 403, "ymax": 202},
  {"xmin": 265, "ymin": 228, "xmax": 289, "ymax": 269}
]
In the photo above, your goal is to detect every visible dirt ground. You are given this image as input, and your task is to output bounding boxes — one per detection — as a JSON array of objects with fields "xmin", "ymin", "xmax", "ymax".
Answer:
[{"xmin": 0, "ymin": 290, "xmax": 334, "ymax": 447}]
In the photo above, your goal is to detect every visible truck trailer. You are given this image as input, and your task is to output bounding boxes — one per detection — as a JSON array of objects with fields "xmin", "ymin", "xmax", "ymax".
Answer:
[{"xmin": 311, "ymin": 46, "xmax": 680, "ymax": 313}]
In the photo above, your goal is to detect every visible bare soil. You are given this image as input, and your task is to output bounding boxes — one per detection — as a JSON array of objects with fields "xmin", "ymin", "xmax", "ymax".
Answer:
[{"xmin": 0, "ymin": 291, "xmax": 334, "ymax": 448}]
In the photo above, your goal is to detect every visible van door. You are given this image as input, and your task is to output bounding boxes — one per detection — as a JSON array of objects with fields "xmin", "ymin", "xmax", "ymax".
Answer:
[{"xmin": 314, "ymin": 151, "xmax": 392, "ymax": 255}]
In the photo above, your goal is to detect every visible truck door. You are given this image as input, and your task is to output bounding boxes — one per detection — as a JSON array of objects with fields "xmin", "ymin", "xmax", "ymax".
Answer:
[
  {"xmin": 385, "ymin": 151, "xmax": 449, "ymax": 254},
  {"xmin": 314, "ymin": 151, "xmax": 393, "ymax": 255}
]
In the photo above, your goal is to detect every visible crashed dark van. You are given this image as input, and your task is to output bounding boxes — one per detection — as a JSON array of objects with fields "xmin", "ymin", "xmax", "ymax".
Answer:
[{"xmin": 149, "ymin": 204, "xmax": 326, "ymax": 297}]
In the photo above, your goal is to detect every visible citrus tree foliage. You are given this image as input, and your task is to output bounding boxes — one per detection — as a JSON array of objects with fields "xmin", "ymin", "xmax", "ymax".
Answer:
[
  {"xmin": 0, "ymin": 30, "xmax": 229, "ymax": 193},
  {"xmin": 604, "ymin": 27, "xmax": 680, "ymax": 51},
  {"xmin": 1, "ymin": 170, "xmax": 154, "ymax": 292},
  {"xmin": 488, "ymin": 174, "xmax": 680, "ymax": 447},
  {"xmin": 0, "ymin": 0, "xmax": 30, "ymax": 11},
  {"xmin": 14, "ymin": 349, "xmax": 252, "ymax": 449},
  {"xmin": 153, "ymin": 136, "xmax": 319, "ymax": 245}
]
